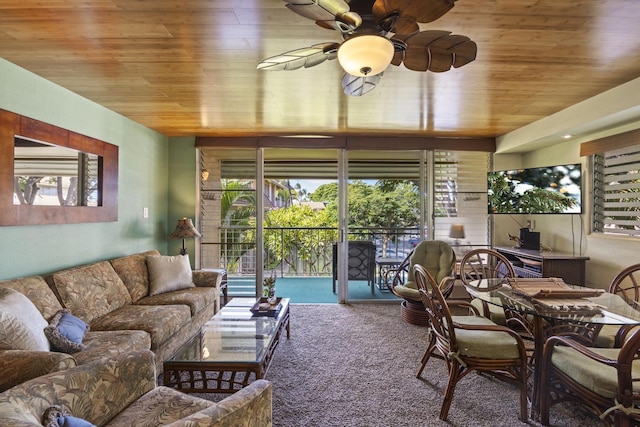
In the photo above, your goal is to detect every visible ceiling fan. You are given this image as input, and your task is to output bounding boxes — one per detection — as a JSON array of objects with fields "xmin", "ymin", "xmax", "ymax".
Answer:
[{"xmin": 257, "ymin": 0, "xmax": 477, "ymax": 96}]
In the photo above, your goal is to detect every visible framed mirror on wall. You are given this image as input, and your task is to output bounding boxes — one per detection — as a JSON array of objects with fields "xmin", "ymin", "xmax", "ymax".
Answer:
[{"xmin": 0, "ymin": 109, "xmax": 118, "ymax": 226}]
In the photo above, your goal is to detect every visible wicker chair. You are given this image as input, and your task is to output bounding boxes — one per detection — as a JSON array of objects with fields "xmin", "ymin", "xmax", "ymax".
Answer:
[
  {"xmin": 595, "ymin": 263, "xmax": 640, "ymax": 348},
  {"xmin": 413, "ymin": 263, "xmax": 529, "ymax": 422},
  {"xmin": 414, "ymin": 265, "xmax": 479, "ymax": 379},
  {"xmin": 539, "ymin": 328, "xmax": 640, "ymax": 426},
  {"xmin": 459, "ymin": 248, "xmax": 516, "ymax": 325},
  {"xmin": 389, "ymin": 240, "xmax": 455, "ymax": 326}
]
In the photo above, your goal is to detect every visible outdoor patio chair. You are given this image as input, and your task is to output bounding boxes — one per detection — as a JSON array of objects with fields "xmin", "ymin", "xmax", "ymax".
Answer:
[
  {"xmin": 332, "ymin": 240, "xmax": 376, "ymax": 294},
  {"xmin": 413, "ymin": 263, "xmax": 529, "ymax": 422},
  {"xmin": 389, "ymin": 240, "xmax": 456, "ymax": 326}
]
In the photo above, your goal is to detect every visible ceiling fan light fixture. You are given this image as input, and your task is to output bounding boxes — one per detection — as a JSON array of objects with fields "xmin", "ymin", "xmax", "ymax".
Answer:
[{"xmin": 337, "ymin": 35, "xmax": 394, "ymax": 77}]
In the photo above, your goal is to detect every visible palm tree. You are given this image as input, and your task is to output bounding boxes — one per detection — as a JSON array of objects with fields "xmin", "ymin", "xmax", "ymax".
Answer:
[{"xmin": 220, "ymin": 180, "xmax": 256, "ymax": 272}]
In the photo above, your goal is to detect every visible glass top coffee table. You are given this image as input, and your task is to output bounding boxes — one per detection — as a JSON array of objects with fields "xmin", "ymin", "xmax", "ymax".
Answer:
[{"xmin": 163, "ymin": 297, "xmax": 290, "ymax": 393}]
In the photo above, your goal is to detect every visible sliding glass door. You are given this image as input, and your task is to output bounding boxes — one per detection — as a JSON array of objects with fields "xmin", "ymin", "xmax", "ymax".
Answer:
[
  {"xmin": 198, "ymin": 146, "xmax": 490, "ymax": 303},
  {"xmin": 345, "ymin": 150, "xmax": 422, "ymax": 302},
  {"xmin": 199, "ymin": 149, "xmax": 258, "ymax": 298}
]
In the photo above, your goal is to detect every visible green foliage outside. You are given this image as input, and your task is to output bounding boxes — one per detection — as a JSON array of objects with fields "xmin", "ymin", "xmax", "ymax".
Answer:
[
  {"xmin": 310, "ymin": 180, "xmax": 419, "ymax": 230},
  {"xmin": 220, "ymin": 180, "xmax": 256, "ymax": 272},
  {"xmin": 246, "ymin": 205, "xmax": 337, "ymax": 274},
  {"xmin": 487, "ymin": 171, "xmax": 577, "ymax": 214},
  {"xmin": 224, "ymin": 178, "xmax": 420, "ymax": 275}
]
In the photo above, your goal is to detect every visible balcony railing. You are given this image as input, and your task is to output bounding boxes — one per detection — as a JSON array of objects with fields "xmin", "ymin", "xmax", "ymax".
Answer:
[{"xmin": 201, "ymin": 226, "xmax": 421, "ymax": 278}]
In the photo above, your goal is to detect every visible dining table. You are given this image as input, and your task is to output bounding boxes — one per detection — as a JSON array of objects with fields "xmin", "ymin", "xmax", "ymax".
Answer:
[{"xmin": 464, "ymin": 277, "xmax": 640, "ymax": 420}]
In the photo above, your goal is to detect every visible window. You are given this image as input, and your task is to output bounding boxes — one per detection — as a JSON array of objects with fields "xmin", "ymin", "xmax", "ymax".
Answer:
[
  {"xmin": 593, "ymin": 145, "xmax": 640, "ymax": 237},
  {"xmin": 433, "ymin": 151, "xmax": 491, "ymax": 252}
]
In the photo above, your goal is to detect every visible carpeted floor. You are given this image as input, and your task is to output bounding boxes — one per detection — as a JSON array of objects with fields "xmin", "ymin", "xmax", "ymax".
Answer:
[{"xmin": 198, "ymin": 303, "xmax": 604, "ymax": 426}]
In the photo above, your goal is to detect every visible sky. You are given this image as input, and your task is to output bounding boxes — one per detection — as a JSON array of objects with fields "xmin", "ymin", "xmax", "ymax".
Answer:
[{"xmin": 292, "ymin": 179, "xmax": 332, "ymax": 195}]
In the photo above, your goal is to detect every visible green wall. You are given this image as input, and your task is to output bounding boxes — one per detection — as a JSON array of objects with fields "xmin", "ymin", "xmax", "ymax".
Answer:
[
  {"xmin": 167, "ymin": 137, "xmax": 199, "ymax": 259},
  {"xmin": 0, "ymin": 58, "xmax": 172, "ymax": 279}
]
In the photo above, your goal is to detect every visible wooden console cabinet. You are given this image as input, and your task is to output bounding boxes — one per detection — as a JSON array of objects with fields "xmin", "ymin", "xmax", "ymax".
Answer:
[{"xmin": 494, "ymin": 246, "xmax": 590, "ymax": 287}]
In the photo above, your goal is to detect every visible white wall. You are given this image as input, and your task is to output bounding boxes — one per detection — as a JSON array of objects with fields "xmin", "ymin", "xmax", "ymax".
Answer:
[{"xmin": 493, "ymin": 90, "xmax": 640, "ymax": 289}]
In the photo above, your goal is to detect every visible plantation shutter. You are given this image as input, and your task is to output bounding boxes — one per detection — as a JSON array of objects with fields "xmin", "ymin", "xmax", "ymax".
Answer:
[
  {"xmin": 592, "ymin": 145, "xmax": 640, "ymax": 237},
  {"xmin": 433, "ymin": 151, "xmax": 490, "ymax": 247}
]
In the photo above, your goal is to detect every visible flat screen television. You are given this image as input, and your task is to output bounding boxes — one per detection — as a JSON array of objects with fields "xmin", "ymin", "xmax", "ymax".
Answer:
[{"xmin": 488, "ymin": 163, "xmax": 582, "ymax": 214}]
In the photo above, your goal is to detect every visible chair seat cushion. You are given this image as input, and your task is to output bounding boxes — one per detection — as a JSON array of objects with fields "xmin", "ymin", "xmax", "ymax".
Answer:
[
  {"xmin": 451, "ymin": 315, "xmax": 497, "ymax": 326},
  {"xmin": 455, "ymin": 318, "xmax": 521, "ymax": 359},
  {"xmin": 594, "ymin": 324, "xmax": 640, "ymax": 348},
  {"xmin": 594, "ymin": 324, "xmax": 621, "ymax": 348},
  {"xmin": 471, "ymin": 298, "xmax": 506, "ymax": 325},
  {"xmin": 550, "ymin": 346, "xmax": 639, "ymax": 398},
  {"xmin": 393, "ymin": 281, "xmax": 420, "ymax": 301}
]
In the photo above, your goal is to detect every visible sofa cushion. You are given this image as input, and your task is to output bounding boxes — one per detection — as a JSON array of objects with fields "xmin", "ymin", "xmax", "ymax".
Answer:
[
  {"xmin": 52, "ymin": 261, "xmax": 132, "ymax": 324},
  {"xmin": 0, "ymin": 275, "xmax": 63, "ymax": 321},
  {"xmin": 0, "ymin": 288, "xmax": 50, "ymax": 351},
  {"xmin": 90, "ymin": 304, "xmax": 191, "ymax": 350},
  {"xmin": 44, "ymin": 309, "xmax": 88, "ymax": 354},
  {"xmin": 106, "ymin": 386, "xmax": 213, "ymax": 427},
  {"xmin": 73, "ymin": 330, "xmax": 151, "ymax": 366},
  {"xmin": 136, "ymin": 287, "xmax": 217, "ymax": 316},
  {"xmin": 0, "ymin": 351, "xmax": 157, "ymax": 427},
  {"xmin": 146, "ymin": 254, "xmax": 195, "ymax": 296},
  {"xmin": 0, "ymin": 350, "xmax": 77, "ymax": 392},
  {"xmin": 110, "ymin": 250, "xmax": 160, "ymax": 302}
]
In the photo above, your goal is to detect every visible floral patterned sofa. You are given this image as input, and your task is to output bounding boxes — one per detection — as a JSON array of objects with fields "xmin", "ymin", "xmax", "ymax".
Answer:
[
  {"xmin": 0, "ymin": 250, "xmax": 222, "ymax": 391},
  {"xmin": 0, "ymin": 350, "xmax": 272, "ymax": 427}
]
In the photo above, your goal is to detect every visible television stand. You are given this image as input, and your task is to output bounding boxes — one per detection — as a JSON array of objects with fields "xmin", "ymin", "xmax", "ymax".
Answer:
[{"xmin": 494, "ymin": 246, "xmax": 589, "ymax": 287}]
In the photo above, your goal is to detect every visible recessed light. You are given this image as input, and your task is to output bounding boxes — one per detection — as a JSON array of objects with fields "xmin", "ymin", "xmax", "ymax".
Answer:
[{"xmin": 563, "ymin": 134, "xmax": 573, "ymax": 139}]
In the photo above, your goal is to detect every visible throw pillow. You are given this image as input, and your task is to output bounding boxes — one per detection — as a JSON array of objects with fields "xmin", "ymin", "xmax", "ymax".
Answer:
[
  {"xmin": 44, "ymin": 309, "xmax": 88, "ymax": 353},
  {"xmin": 0, "ymin": 288, "xmax": 50, "ymax": 351},
  {"xmin": 146, "ymin": 254, "xmax": 195, "ymax": 296},
  {"xmin": 43, "ymin": 405, "xmax": 96, "ymax": 427}
]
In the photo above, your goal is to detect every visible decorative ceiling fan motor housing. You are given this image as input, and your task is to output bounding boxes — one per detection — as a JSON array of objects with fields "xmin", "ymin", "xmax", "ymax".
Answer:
[{"xmin": 337, "ymin": 35, "xmax": 394, "ymax": 77}]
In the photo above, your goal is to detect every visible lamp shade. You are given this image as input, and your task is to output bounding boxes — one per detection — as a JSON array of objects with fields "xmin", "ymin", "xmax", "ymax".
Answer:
[
  {"xmin": 169, "ymin": 217, "xmax": 202, "ymax": 240},
  {"xmin": 449, "ymin": 224, "xmax": 465, "ymax": 239},
  {"xmin": 337, "ymin": 35, "xmax": 394, "ymax": 77}
]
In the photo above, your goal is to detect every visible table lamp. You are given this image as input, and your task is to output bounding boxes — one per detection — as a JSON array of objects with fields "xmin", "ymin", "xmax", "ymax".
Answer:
[
  {"xmin": 449, "ymin": 224, "xmax": 465, "ymax": 245},
  {"xmin": 168, "ymin": 217, "xmax": 202, "ymax": 255}
]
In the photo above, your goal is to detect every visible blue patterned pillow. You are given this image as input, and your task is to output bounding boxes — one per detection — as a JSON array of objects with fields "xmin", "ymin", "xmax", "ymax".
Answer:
[
  {"xmin": 55, "ymin": 416, "xmax": 95, "ymax": 427},
  {"xmin": 43, "ymin": 406, "xmax": 96, "ymax": 427},
  {"xmin": 44, "ymin": 309, "xmax": 88, "ymax": 353}
]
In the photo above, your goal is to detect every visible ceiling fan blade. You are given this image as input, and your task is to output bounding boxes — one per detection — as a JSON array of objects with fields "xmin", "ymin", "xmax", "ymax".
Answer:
[
  {"xmin": 372, "ymin": 0, "xmax": 456, "ymax": 27},
  {"xmin": 284, "ymin": 0, "xmax": 362, "ymax": 32},
  {"xmin": 451, "ymin": 40, "xmax": 478, "ymax": 68},
  {"xmin": 390, "ymin": 50, "xmax": 404, "ymax": 66},
  {"xmin": 257, "ymin": 43, "xmax": 340, "ymax": 71},
  {"xmin": 341, "ymin": 72, "xmax": 382, "ymax": 96},
  {"xmin": 396, "ymin": 15, "xmax": 420, "ymax": 35},
  {"xmin": 401, "ymin": 30, "xmax": 477, "ymax": 72}
]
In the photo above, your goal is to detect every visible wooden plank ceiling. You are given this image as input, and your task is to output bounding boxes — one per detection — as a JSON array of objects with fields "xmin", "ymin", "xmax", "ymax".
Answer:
[{"xmin": 0, "ymin": 0, "xmax": 639, "ymax": 141}]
